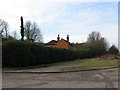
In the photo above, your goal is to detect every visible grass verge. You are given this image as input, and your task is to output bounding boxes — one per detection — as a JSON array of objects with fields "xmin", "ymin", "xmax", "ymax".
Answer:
[
  {"xmin": 62, "ymin": 58, "xmax": 118, "ymax": 71},
  {"xmin": 3, "ymin": 57, "xmax": 119, "ymax": 72}
]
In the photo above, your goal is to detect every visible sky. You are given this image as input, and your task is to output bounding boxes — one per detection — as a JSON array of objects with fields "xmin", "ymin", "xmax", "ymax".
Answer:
[{"xmin": 0, "ymin": 0, "xmax": 119, "ymax": 47}]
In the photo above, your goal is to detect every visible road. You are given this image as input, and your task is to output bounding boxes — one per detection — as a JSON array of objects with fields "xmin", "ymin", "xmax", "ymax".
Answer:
[{"xmin": 2, "ymin": 68, "xmax": 118, "ymax": 88}]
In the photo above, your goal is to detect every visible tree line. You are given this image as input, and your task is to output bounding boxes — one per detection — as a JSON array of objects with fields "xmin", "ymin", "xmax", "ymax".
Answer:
[
  {"xmin": 73, "ymin": 31, "xmax": 119, "ymax": 55},
  {"xmin": 0, "ymin": 18, "xmax": 119, "ymax": 55}
]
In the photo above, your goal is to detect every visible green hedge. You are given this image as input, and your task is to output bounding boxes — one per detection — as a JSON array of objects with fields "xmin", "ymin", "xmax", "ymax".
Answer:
[
  {"xmin": 2, "ymin": 40, "xmax": 81, "ymax": 67},
  {"xmin": 3, "ymin": 40, "xmax": 106, "ymax": 67}
]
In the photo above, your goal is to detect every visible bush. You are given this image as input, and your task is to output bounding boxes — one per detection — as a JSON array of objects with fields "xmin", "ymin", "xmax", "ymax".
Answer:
[{"xmin": 108, "ymin": 45, "xmax": 119, "ymax": 55}]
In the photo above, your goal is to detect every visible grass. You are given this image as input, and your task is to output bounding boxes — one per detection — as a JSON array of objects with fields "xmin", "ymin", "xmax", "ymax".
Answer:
[
  {"xmin": 3, "ymin": 57, "xmax": 119, "ymax": 71},
  {"xmin": 62, "ymin": 58, "xmax": 118, "ymax": 71}
]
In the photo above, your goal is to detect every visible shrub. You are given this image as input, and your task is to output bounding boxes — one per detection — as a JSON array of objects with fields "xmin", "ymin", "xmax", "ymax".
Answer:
[{"xmin": 108, "ymin": 45, "xmax": 119, "ymax": 55}]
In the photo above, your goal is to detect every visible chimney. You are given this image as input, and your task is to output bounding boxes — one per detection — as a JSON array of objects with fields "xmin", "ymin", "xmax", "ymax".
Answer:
[
  {"xmin": 67, "ymin": 35, "xmax": 69, "ymax": 42},
  {"xmin": 57, "ymin": 34, "xmax": 60, "ymax": 41}
]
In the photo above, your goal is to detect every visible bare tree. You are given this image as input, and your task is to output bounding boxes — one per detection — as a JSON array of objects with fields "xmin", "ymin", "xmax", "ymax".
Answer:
[
  {"xmin": 87, "ymin": 31, "xmax": 101, "ymax": 42},
  {"xmin": 31, "ymin": 22, "xmax": 42, "ymax": 42},
  {"xmin": 4, "ymin": 22, "xmax": 8, "ymax": 38},
  {"xmin": 0, "ymin": 19, "xmax": 5, "ymax": 34},
  {"xmin": 0, "ymin": 19, "xmax": 9, "ymax": 38},
  {"xmin": 0, "ymin": 19, "xmax": 4, "ymax": 33},
  {"xmin": 25, "ymin": 21, "xmax": 31, "ymax": 40},
  {"xmin": 24, "ymin": 21, "xmax": 43, "ymax": 42},
  {"xmin": 12, "ymin": 30, "xmax": 18, "ymax": 39}
]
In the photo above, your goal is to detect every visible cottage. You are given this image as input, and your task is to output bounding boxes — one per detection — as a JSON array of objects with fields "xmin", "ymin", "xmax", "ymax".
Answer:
[{"xmin": 45, "ymin": 34, "xmax": 73, "ymax": 49}]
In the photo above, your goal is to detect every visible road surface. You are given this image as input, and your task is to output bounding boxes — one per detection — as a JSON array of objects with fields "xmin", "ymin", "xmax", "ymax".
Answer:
[{"xmin": 2, "ymin": 68, "xmax": 118, "ymax": 88}]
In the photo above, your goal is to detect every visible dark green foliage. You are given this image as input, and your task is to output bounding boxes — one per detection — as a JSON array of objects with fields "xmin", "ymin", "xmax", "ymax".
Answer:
[
  {"xmin": 86, "ymin": 40, "xmax": 107, "ymax": 57},
  {"xmin": 3, "ymin": 40, "xmax": 81, "ymax": 67},
  {"xmin": 78, "ymin": 48, "xmax": 92, "ymax": 59},
  {"xmin": 108, "ymin": 45, "xmax": 118, "ymax": 55},
  {"xmin": 3, "ymin": 40, "xmax": 107, "ymax": 67}
]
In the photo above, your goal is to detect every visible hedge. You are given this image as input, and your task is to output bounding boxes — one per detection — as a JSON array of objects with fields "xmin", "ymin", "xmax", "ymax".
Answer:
[
  {"xmin": 3, "ymin": 40, "xmax": 81, "ymax": 67},
  {"xmin": 3, "ymin": 40, "xmax": 106, "ymax": 67}
]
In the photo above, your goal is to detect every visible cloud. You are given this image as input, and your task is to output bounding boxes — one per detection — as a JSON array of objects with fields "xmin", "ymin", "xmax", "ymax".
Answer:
[
  {"xmin": 100, "ymin": 25, "xmax": 118, "ymax": 47},
  {"xmin": 69, "ymin": 35, "xmax": 88, "ymax": 43},
  {"xmin": 0, "ymin": 1, "xmax": 118, "ymax": 47}
]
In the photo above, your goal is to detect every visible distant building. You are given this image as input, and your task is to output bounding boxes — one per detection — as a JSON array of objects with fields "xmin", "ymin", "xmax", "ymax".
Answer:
[{"xmin": 45, "ymin": 34, "xmax": 73, "ymax": 49}]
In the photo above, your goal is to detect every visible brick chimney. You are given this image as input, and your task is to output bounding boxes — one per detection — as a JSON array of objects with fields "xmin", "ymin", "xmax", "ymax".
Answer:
[
  {"xmin": 57, "ymin": 34, "xmax": 60, "ymax": 41},
  {"xmin": 67, "ymin": 35, "xmax": 69, "ymax": 42}
]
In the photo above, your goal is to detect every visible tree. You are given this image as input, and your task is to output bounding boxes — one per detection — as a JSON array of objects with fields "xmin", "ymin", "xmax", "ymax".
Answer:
[
  {"xmin": 108, "ymin": 45, "xmax": 118, "ymax": 55},
  {"xmin": 4, "ymin": 22, "xmax": 8, "ymax": 38},
  {"xmin": 24, "ymin": 21, "xmax": 42, "ymax": 42},
  {"xmin": 0, "ymin": 19, "xmax": 5, "ymax": 33},
  {"xmin": 20, "ymin": 16, "xmax": 24, "ymax": 41},
  {"xmin": 24, "ymin": 21, "xmax": 31, "ymax": 40},
  {"xmin": 73, "ymin": 42, "xmax": 87, "ymax": 50},
  {"xmin": 87, "ymin": 31, "xmax": 101, "ymax": 42},
  {"xmin": 12, "ymin": 30, "xmax": 18, "ymax": 39},
  {"xmin": 87, "ymin": 31, "xmax": 108, "ymax": 56},
  {"xmin": 0, "ymin": 19, "xmax": 9, "ymax": 38}
]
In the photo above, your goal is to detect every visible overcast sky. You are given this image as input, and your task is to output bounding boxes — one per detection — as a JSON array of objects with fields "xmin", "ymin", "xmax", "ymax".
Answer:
[{"xmin": 0, "ymin": 0, "xmax": 119, "ymax": 47}]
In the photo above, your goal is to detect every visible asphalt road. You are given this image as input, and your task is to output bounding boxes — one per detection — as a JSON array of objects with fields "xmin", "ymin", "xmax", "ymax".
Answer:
[{"xmin": 2, "ymin": 68, "xmax": 118, "ymax": 88}]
